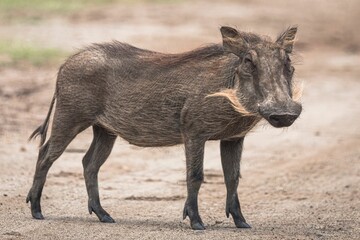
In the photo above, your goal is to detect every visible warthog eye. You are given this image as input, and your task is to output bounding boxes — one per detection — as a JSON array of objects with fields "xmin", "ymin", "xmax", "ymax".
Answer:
[
  {"xmin": 243, "ymin": 55, "xmax": 255, "ymax": 72},
  {"xmin": 289, "ymin": 66, "xmax": 295, "ymax": 75},
  {"xmin": 244, "ymin": 56, "xmax": 252, "ymax": 64},
  {"xmin": 286, "ymin": 64, "xmax": 294, "ymax": 76},
  {"xmin": 284, "ymin": 56, "xmax": 294, "ymax": 76}
]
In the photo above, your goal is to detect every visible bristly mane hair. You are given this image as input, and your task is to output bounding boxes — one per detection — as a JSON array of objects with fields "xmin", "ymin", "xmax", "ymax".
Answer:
[
  {"xmin": 86, "ymin": 41, "xmax": 227, "ymax": 64},
  {"xmin": 240, "ymin": 32, "xmax": 272, "ymax": 44}
]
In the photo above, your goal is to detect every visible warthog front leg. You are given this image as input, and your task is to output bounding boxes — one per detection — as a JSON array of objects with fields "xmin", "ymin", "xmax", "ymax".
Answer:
[
  {"xmin": 220, "ymin": 138, "xmax": 251, "ymax": 228},
  {"xmin": 182, "ymin": 137, "xmax": 206, "ymax": 230},
  {"xmin": 82, "ymin": 125, "xmax": 117, "ymax": 223}
]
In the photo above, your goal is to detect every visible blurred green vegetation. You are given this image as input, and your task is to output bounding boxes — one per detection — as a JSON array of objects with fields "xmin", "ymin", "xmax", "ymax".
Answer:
[
  {"xmin": 0, "ymin": 0, "xmax": 116, "ymax": 12},
  {"xmin": 0, "ymin": 0, "xmax": 182, "ymax": 22},
  {"xmin": 0, "ymin": 0, "xmax": 116, "ymax": 22},
  {"xmin": 0, "ymin": 40, "xmax": 67, "ymax": 67}
]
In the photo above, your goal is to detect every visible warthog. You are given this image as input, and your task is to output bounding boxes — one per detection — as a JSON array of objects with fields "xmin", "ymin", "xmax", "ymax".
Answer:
[{"xmin": 27, "ymin": 26, "xmax": 302, "ymax": 230}]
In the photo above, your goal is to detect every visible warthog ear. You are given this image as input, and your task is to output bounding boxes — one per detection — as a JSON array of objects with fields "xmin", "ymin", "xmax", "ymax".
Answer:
[
  {"xmin": 220, "ymin": 26, "xmax": 248, "ymax": 55},
  {"xmin": 276, "ymin": 26, "xmax": 298, "ymax": 53}
]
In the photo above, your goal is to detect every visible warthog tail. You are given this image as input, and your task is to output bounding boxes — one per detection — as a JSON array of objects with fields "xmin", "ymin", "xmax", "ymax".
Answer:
[{"xmin": 29, "ymin": 93, "xmax": 56, "ymax": 147}]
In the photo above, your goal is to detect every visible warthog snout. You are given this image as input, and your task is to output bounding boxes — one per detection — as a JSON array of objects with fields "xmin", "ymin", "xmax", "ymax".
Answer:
[
  {"xmin": 268, "ymin": 113, "xmax": 298, "ymax": 127},
  {"xmin": 259, "ymin": 101, "xmax": 302, "ymax": 128}
]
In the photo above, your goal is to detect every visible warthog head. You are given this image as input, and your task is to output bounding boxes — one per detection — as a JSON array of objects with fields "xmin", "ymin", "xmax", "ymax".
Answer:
[{"xmin": 220, "ymin": 26, "xmax": 302, "ymax": 128}]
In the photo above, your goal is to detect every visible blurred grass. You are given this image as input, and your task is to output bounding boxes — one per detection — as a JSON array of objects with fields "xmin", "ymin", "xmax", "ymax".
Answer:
[
  {"xmin": 0, "ymin": 0, "xmax": 182, "ymax": 22},
  {"xmin": 0, "ymin": 40, "xmax": 67, "ymax": 67},
  {"xmin": 0, "ymin": 0, "xmax": 117, "ymax": 22},
  {"xmin": 0, "ymin": 0, "xmax": 116, "ymax": 11}
]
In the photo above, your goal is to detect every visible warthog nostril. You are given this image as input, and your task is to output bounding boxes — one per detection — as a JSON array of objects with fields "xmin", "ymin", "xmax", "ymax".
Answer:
[{"xmin": 268, "ymin": 114, "xmax": 298, "ymax": 128}]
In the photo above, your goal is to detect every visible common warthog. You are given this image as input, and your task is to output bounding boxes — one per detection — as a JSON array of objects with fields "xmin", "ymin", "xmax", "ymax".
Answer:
[{"xmin": 27, "ymin": 26, "xmax": 302, "ymax": 230}]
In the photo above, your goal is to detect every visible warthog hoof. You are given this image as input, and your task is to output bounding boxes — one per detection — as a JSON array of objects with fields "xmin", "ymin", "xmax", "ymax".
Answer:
[
  {"xmin": 32, "ymin": 211, "xmax": 44, "ymax": 220},
  {"xmin": 183, "ymin": 203, "xmax": 205, "ymax": 230},
  {"xmin": 26, "ymin": 191, "xmax": 44, "ymax": 220},
  {"xmin": 234, "ymin": 220, "xmax": 251, "ymax": 228},
  {"xmin": 100, "ymin": 215, "xmax": 115, "ymax": 223},
  {"xmin": 191, "ymin": 221, "xmax": 205, "ymax": 230}
]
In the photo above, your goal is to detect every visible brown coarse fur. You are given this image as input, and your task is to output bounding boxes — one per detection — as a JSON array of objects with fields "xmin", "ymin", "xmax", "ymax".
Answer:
[{"xmin": 27, "ymin": 26, "xmax": 302, "ymax": 230}]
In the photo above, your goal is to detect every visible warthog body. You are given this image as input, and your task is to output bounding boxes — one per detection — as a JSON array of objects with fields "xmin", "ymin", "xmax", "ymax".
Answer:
[{"xmin": 27, "ymin": 26, "xmax": 302, "ymax": 230}]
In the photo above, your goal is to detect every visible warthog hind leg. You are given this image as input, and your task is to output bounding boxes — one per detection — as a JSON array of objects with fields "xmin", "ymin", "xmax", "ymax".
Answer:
[{"xmin": 82, "ymin": 125, "xmax": 117, "ymax": 223}]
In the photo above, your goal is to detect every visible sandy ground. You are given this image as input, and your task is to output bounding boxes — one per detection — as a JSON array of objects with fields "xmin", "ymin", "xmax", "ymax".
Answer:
[{"xmin": 0, "ymin": 0, "xmax": 359, "ymax": 239}]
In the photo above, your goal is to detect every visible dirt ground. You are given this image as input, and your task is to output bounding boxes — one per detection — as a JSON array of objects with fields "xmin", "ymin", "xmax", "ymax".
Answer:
[{"xmin": 0, "ymin": 0, "xmax": 359, "ymax": 239}]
